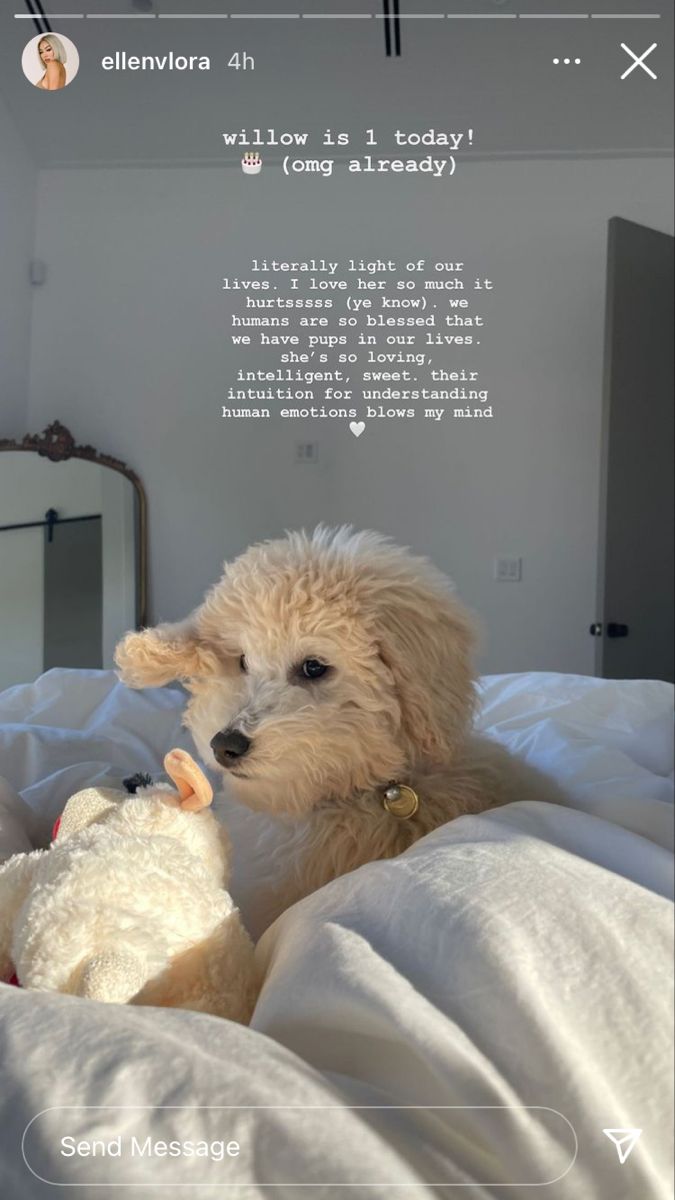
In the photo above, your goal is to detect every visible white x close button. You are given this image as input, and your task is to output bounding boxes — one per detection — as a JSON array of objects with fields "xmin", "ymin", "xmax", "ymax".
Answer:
[{"xmin": 620, "ymin": 43, "xmax": 658, "ymax": 81}]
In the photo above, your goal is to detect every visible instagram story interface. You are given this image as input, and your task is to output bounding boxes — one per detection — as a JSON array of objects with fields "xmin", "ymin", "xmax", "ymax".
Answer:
[{"xmin": 0, "ymin": 2, "xmax": 672, "ymax": 1198}]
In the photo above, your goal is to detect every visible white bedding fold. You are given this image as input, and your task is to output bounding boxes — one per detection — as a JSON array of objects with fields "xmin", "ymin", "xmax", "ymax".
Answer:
[{"xmin": 0, "ymin": 669, "xmax": 672, "ymax": 1198}]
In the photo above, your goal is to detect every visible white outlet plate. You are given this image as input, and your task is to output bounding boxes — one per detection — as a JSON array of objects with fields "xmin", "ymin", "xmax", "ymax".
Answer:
[{"xmin": 494, "ymin": 556, "xmax": 522, "ymax": 582}]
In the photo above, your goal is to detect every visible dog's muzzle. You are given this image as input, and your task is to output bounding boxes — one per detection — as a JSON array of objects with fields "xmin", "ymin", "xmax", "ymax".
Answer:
[{"xmin": 210, "ymin": 728, "xmax": 252, "ymax": 769}]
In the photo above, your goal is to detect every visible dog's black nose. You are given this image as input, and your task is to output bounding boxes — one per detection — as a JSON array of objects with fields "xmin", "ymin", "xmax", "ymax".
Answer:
[{"xmin": 210, "ymin": 728, "xmax": 252, "ymax": 766}]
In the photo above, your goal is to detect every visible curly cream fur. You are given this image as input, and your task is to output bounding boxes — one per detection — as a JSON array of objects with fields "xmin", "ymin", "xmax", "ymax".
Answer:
[{"xmin": 116, "ymin": 527, "xmax": 559, "ymax": 924}]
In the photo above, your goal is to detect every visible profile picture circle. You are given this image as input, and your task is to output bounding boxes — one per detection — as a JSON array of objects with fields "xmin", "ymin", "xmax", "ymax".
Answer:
[{"xmin": 22, "ymin": 32, "xmax": 79, "ymax": 91}]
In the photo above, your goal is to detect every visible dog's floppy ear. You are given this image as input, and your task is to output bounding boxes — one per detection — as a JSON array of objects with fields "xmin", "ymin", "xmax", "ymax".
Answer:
[
  {"xmin": 115, "ymin": 617, "xmax": 220, "ymax": 688},
  {"xmin": 377, "ymin": 582, "xmax": 477, "ymax": 764}
]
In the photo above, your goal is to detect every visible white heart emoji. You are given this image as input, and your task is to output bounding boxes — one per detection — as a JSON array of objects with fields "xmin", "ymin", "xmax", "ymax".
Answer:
[{"xmin": 350, "ymin": 421, "xmax": 365, "ymax": 438}]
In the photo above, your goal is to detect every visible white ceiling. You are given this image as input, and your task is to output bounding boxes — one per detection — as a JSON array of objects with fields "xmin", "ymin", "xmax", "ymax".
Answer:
[{"xmin": 1, "ymin": 0, "xmax": 672, "ymax": 166}]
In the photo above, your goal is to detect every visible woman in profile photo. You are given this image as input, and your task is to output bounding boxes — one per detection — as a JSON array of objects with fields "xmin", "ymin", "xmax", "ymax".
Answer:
[{"xmin": 35, "ymin": 34, "xmax": 67, "ymax": 90}]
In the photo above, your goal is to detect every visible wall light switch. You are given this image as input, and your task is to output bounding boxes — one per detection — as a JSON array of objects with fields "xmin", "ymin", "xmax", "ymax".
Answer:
[
  {"xmin": 494, "ymin": 556, "xmax": 522, "ymax": 582},
  {"xmin": 295, "ymin": 441, "xmax": 319, "ymax": 463},
  {"xmin": 29, "ymin": 259, "xmax": 47, "ymax": 286}
]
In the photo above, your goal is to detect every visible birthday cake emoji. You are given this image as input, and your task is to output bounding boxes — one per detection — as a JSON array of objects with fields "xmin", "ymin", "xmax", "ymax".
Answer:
[{"xmin": 241, "ymin": 150, "xmax": 262, "ymax": 175}]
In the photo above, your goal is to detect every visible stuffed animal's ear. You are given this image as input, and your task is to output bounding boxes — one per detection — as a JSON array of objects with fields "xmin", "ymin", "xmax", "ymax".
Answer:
[
  {"xmin": 56, "ymin": 788, "xmax": 124, "ymax": 839},
  {"xmin": 115, "ymin": 618, "xmax": 220, "ymax": 688}
]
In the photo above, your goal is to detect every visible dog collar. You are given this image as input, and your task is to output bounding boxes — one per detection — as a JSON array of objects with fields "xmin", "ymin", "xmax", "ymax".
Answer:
[{"xmin": 382, "ymin": 783, "xmax": 420, "ymax": 820}]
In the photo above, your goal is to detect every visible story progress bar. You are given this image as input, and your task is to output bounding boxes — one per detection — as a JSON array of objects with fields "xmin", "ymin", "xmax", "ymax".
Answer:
[{"xmin": 11, "ymin": 12, "xmax": 665, "ymax": 21}]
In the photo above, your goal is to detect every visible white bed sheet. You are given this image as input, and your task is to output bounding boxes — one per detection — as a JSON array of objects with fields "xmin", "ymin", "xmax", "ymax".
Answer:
[{"xmin": 0, "ymin": 669, "xmax": 673, "ymax": 1199}]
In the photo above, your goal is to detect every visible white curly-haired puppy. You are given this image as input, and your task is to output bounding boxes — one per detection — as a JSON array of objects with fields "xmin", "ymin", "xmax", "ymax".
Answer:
[{"xmin": 116, "ymin": 528, "xmax": 556, "ymax": 922}]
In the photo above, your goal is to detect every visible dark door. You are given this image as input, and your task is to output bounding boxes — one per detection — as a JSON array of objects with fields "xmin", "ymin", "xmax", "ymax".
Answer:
[
  {"xmin": 596, "ymin": 217, "xmax": 674, "ymax": 682},
  {"xmin": 43, "ymin": 516, "xmax": 103, "ymax": 670}
]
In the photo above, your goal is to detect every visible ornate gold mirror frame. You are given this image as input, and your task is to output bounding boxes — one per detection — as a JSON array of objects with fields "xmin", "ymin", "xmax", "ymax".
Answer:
[{"xmin": 0, "ymin": 421, "xmax": 148, "ymax": 626}]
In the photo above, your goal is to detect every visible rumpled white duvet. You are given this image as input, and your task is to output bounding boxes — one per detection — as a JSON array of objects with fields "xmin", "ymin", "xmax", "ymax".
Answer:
[{"xmin": 0, "ymin": 669, "xmax": 672, "ymax": 1199}]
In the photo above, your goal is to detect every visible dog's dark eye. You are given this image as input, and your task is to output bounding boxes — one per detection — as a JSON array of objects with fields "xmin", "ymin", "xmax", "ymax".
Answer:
[
  {"xmin": 300, "ymin": 658, "xmax": 329, "ymax": 680},
  {"xmin": 239, "ymin": 655, "xmax": 247, "ymax": 673}
]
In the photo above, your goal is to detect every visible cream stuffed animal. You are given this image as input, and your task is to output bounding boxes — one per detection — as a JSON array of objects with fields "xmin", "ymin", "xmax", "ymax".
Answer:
[{"xmin": 0, "ymin": 750, "xmax": 257, "ymax": 1022}]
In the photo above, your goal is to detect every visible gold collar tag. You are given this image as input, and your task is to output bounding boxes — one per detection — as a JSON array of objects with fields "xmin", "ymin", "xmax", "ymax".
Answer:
[{"xmin": 383, "ymin": 783, "xmax": 419, "ymax": 820}]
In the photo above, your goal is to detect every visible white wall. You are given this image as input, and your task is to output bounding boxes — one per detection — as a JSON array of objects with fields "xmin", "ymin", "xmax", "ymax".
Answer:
[
  {"xmin": 0, "ymin": 94, "xmax": 36, "ymax": 437},
  {"xmin": 26, "ymin": 158, "xmax": 674, "ymax": 673}
]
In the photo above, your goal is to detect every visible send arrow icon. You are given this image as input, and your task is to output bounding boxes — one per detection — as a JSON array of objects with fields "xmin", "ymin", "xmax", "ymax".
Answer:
[{"xmin": 602, "ymin": 1129, "xmax": 643, "ymax": 1164}]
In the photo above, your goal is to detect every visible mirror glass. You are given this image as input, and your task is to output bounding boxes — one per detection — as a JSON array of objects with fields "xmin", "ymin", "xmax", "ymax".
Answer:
[{"xmin": 0, "ymin": 449, "xmax": 140, "ymax": 691}]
